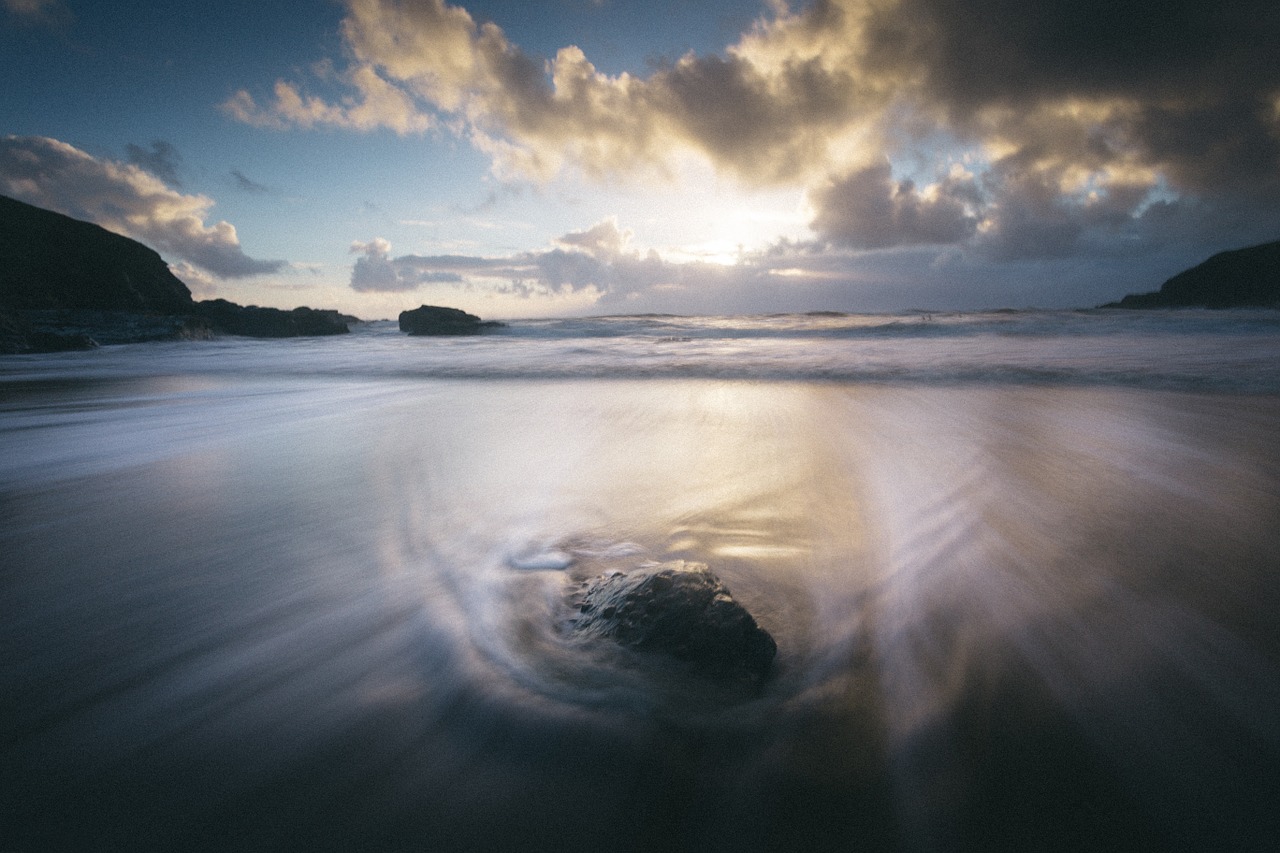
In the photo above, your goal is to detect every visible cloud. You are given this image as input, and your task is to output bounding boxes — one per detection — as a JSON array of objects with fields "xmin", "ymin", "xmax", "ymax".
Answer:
[
  {"xmin": 228, "ymin": 0, "xmax": 875, "ymax": 182},
  {"xmin": 868, "ymin": 0, "xmax": 1280, "ymax": 195},
  {"xmin": 348, "ymin": 218, "xmax": 732, "ymax": 303},
  {"xmin": 351, "ymin": 237, "xmax": 407, "ymax": 290},
  {"xmin": 168, "ymin": 261, "xmax": 218, "ymax": 298},
  {"xmin": 125, "ymin": 140, "xmax": 183, "ymax": 188},
  {"xmin": 350, "ymin": 213, "xmax": 1237, "ymax": 313},
  {"xmin": 350, "ymin": 238, "xmax": 470, "ymax": 291},
  {"xmin": 3, "ymin": 0, "xmax": 72, "ymax": 27},
  {"xmin": 231, "ymin": 169, "xmax": 270, "ymax": 194},
  {"xmin": 233, "ymin": 0, "xmax": 1280, "ymax": 264},
  {"xmin": 0, "ymin": 135, "xmax": 286, "ymax": 279},
  {"xmin": 868, "ymin": 0, "xmax": 1279, "ymax": 114},
  {"xmin": 554, "ymin": 216, "xmax": 630, "ymax": 257},
  {"xmin": 223, "ymin": 62, "xmax": 433, "ymax": 135},
  {"xmin": 809, "ymin": 159, "xmax": 979, "ymax": 249}
]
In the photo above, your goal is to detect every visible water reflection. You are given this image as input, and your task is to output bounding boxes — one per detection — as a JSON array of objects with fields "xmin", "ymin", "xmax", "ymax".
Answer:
[{"xmin": 2, "ymin": 378, "xmax": 1278, "ymax": 850}]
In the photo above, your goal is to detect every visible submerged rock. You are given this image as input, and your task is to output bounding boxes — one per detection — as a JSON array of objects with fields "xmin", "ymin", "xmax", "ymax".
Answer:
[
  {"xmin": 399, "ymin": 304, "xmax": 505, "ymax": 335},
  {"xmin": 568, "ymin": 561, "xmax": 776, "ymax": 679}
]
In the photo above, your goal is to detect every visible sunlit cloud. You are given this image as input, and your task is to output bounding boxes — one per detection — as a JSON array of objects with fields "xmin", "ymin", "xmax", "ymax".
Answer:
[
  {"xmin": 228, "ymin": 0, "xmax": 1280, "ymax": 270},
  {"xmin": 228, "ymin": 0, "xmax": 886, "ymax": 184},
  {"xmin": 168, "ymin": 260, "xmax": 218, "ymax": 297},
  {"xmin": 554, "ymin": 216, "xmax": 631, "ymax": 257},
  {"xmin": 223, "ymin": 62, "xmax": 433, "ymax": 136},
  {"xmin": 0, "ymin": 135, "xmax": 286, "ymax": 279},
  {"xmin": 349, "ymin": 217, "xmax": 780, "ymax": 305},
  {"xmin": 341, "ymin": 212, "xmax": 1013, "ymax": 314}
]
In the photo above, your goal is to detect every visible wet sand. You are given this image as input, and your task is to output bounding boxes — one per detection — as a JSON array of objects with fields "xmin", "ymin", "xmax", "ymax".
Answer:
[{"xmin": 3, "ymin": 377, "xmax": 1279, "ymax": 851}]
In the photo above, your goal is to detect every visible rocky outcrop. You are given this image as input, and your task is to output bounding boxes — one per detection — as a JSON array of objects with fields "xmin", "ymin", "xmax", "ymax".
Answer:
[
  {"xmin": 192, "ymin": 300, "xmax": 349, "ymax": 338},
  {"xmin": 14, "ymin": 309, "xmax": 214, "ymax": 348},
  {"xmin": 399, "ymin": 304, "xmax": 505, "ymax": 335},
  {"xmin": 0, "ymin": 194, "xmax": 353, "ymax": 352},
  {"xmin": 0, "ymin": 308, "xmax": 97, "ymax": 353},
  {"xmin": 568, "ymin": 561, "xmax": 777, "ymax": 680},
  {"xmin": 1104, "ymin": 240, "xmax": 1280, "ymax": 308},
  {"xmin": 0, "ymin": 194, "xmax": 194, "ymax": 313}
]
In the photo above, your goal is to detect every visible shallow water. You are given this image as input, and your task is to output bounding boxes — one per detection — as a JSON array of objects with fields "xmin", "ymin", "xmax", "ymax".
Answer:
[{"xmin": 3, "ymin": 313, "xmax": 1280, "ymax": 851}]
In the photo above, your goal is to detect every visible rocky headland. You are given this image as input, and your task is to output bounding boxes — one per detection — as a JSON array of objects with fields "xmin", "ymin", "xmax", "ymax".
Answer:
[
  {"xmin": 0, "ymin": 194, "xmax": 354, "ymax": 354},
  {"xmin": 1104, "ymin": 240, "xmax": 1280, "ymax": 309}
]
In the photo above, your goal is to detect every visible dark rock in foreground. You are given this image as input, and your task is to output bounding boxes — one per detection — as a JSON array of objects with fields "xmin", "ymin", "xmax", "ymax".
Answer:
[
  {"xmin": 1104, "ymin": 240, "xmax": 1280, "ymax": 309},
  {"xmin": 399, "ymin": 304, "xmax": 505, "ymax": 335},
  {"xmin": 568, "ymin": 561, "xmax": 777, "ymax": 680}
]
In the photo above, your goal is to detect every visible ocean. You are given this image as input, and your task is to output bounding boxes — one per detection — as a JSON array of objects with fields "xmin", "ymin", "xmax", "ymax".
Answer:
[{"xmin": 3, "ymin": 308, "xmax": 1279, "ymax": 851}]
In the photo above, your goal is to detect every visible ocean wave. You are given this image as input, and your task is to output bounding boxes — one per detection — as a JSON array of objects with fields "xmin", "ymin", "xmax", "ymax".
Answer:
[{"xmin": 3, "ymin": 308, "xmax": 1278, "ymax": 393}]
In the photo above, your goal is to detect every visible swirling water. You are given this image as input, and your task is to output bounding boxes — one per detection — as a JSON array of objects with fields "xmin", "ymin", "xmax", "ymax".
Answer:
[{"xmin": 2, "ymin": 309, "xmax": 1279, "ymax": 851}]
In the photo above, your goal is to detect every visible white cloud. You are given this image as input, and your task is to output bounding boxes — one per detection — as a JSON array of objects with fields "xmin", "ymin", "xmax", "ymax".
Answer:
[
  {"xmin": 0, "ymin": 135, "xmax": 285, "ymax": 279},
  {"xmin": 350, "ymin": 238, "xmax": 472, "ymax": 291},
  {"xmin": 168, "ymin": 261, "xmax": 218, "ymax": 298},
  {"xmin": 554, "ymin": 216, "xmax": 631, "ymax": 257},
  {"xmin": 349, "ymin": 218, "xmax": 708, "ymax": 302},
  {"xmin": 223, "ymin": 63, "xmax": 433, "ymax": 136}
]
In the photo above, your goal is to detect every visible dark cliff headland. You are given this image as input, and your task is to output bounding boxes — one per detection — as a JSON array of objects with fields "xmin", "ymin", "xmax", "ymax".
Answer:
[
  {"xmin": 0, "ymin": 194, "xmax": 355, "ymax": 353},
  {"xmin": 1103, "ymin": 240, "xmax": 1280, "ymax": 309}
]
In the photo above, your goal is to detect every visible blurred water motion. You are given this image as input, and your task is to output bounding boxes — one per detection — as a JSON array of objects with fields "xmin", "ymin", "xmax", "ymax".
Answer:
[{"xmin": 2, "ymin": 344, "xmax": 1279, "ymax": 850}]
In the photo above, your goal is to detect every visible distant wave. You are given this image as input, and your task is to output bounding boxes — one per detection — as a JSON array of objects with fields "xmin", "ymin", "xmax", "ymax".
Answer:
[
  {"xmin": 486, "ymin": 308, "xmax": 1280, "ymax": 341},
  {"xmin": 3, "ymin": 308, "xmax": 1279, "ymax": 394}
]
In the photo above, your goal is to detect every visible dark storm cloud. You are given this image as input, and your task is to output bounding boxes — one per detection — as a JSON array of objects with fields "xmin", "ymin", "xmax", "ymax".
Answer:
[
  {"xmin": 810, "ymin": 159, "xmax": 979, "ymax": 249},
  {"xmin": 870, "ymin": 0, "xmax": 1280, "ymax": 108},
  {"xmin": 867, "ymin": 0, "xmax": 1280, "ymax": 195},
  {"xmin": 652, "ymin": 50, "xmax": 861, "ymax": 182}
]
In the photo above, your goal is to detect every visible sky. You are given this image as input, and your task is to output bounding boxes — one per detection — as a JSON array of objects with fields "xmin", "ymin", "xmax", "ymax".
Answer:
[{"xmin": 2, "ymin": 0, "xmax": 1279, "ymax": 319}]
